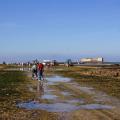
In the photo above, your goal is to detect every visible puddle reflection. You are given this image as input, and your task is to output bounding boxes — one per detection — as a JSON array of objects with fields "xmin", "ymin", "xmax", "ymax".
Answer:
[
  {"xmin": 67, "ymin": 99, "xmax": 84, "ymax": 104},
  {"xmin": 46, "ymin": 75, "xmax": 71, "ymax": 83},
  {"xmin": 17, "ymin": 75, "xmax": 114, "ymax": 112},
  {"xmin": 37, "ymin": 81, "xmax": 44, "ymax": 97},
  {"xmin": 41, "ymin": 94, "xmax": 58, "ymax": 100},
  {"xmin": 61, "ymin": 92, "xmax": 72, "ymax": 96},
  {"xmin": 17, "ymin": 102, "xmax": 114, "ymax": 112}
]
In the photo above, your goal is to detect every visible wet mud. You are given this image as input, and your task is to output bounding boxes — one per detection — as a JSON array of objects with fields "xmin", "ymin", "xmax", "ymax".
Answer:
[{"xmin": 17, "ymin": 75, "xmax": 115, "ymax": 112}]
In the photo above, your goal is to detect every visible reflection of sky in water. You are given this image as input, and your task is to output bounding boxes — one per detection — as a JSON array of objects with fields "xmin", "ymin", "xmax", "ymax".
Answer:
[
  {"xmin": 80, "ymin": 104, "xmax": 114, "ymax": 110},
  {"xmin": 67, "ymin": 99, "xmax": 84, "ymax": 104},
  {"xmin": 41, "ymin": 94, "xmax": 58, "ymax": 100},
  {"xmin": 46, "ymin": 76, "xmax": 71, "ymax": 83},
  {"xmin": 61, "ymin": 92, "xmax": 72, "ymax": 96},
  {"xmin": 17, "ymin": 102, "xmax": 80, "ymax": 112},
  {"xmin": 17, "ymin": 75, "xmax": 114, "ymax": 112},
  {"xmin": 17, "ymin": 102, "xmax": 114, "ymax": 112}
]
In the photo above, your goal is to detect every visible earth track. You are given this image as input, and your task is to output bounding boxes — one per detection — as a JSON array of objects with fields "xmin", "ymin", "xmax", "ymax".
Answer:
[{"xmin": 26, "ymin": 71, "xmax": 120, "ymax": 120}]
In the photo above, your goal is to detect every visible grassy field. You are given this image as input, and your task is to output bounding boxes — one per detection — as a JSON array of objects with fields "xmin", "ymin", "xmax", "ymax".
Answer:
[
  {"xmin": 0, "ymin": 69, "xmax": 34, "ymax": 119},
  {"xmin": 0, "ymin": 65, "xmax": 120, "ymax": 120},
  {"xmin": 54, "ymin": 66, "xmax": 120, "ymax": 98},
  {"xmin": 0, "ymin": 65, "xmax": 58, "ymax": 120}
]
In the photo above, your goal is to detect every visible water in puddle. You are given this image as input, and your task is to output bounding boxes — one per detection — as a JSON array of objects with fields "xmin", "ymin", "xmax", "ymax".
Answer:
[
  {"xmin": 47, "ymin": 90, "xmax": 55, "ymax": 92},
  {"xmin": 61, "ymin": 92, "xmax": 72, "ymax": 96},
  {"xmin": 46, "ymin": 75, "xmax": 71, "ymax": 83},
  {"xmin": 80, "ymin": 104, "xmax": 114, "ymax": 110},
  {"xmin": 17, "ymin": 102, "xmax": 114, "ymax": 112},
  {"xmin": 17, "ymin": 102, "xmax": 78, "ymax": 112},
  {"xmin": 67, "ymin": 99, "xmax": 84, "ymax": 104},
  {"xmin": 45, "ymin": 76, "xmax": 71, "ymax": 85},
  {"xmin": 41, "ymin": 94, "xmax": 58, "ymax": 100},
  {"xmin": 17, "ymin": 75, "xmax": 114, "ymax": 112}
]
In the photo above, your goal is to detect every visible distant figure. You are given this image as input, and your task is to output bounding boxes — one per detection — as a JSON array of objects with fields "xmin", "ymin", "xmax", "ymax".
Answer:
[
  {"xmin": 37, "ymin": 62, "xmax": 44, "ymax": 81},
  {"xmin": 31, "ymin": 63, "xmax": 37, "ymax": 80},
  {"xmin": 65, "ymin": 59, "xmax": 72, "ymax": 67}
]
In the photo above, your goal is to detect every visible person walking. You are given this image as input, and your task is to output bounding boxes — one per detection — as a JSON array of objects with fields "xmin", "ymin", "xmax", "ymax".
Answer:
[{"xmin": 37, "ymin": 62, "xmax": 44, "ymax": 81}]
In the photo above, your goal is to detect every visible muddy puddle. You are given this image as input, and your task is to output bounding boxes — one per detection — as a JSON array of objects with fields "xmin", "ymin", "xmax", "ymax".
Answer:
[
  {"xmin": 17, "ymin": 102, "xmax": 114, "ymax": 112},
  {"xmin": 61, "ymin": 91, "xmax": 72, "ymax": 96},
  {"xmin": 47, "ymin": 75, "xmax": 71, "ymax": 82},
  {"xmin": 41, "ymin": 94, "xmax": 58, "ymax": 100},
  {"xmin": 46, "ymin": 75, "xmax": 71, "ymax": 85},
  {"xmin": 69, "ymin": 82, "xmax": 120, "ymax": 106},
  {"xmin": 17, "ymin": 75, "xmax": 114, "ymax": 112}
]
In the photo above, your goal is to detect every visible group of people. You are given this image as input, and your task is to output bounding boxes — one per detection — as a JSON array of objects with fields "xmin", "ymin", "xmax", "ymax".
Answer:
[{"xmin": 31, "ymin": 62, "xmax": 44, "ymax": 81}]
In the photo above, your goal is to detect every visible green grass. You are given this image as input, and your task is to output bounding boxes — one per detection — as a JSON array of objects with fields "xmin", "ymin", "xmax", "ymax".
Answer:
[
  {"xmin": 0, "ymin": 67, "xmax": 59, "ymax": 120},
  {"xmin": 0, "ymin": 70, "xmax": 35, "ymax": 111}
]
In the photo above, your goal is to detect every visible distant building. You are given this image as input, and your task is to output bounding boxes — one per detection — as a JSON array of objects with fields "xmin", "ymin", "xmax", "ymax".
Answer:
[
  {"xmin": 80, "ymin": 57, "xmax": 103, "ymax": 63},
  {"xmin": 42, "ymin": 60, "xmax": 57, "ymax": 66}
]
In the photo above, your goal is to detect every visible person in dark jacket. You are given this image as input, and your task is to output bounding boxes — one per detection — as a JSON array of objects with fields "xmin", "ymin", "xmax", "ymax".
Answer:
[{"xmin": 37, "ymin": 62, "xmax": 44, "ymax": 81}]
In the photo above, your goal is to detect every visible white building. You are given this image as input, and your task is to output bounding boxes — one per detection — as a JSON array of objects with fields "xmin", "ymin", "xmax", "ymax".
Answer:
[{"xmin": 80, "ymin": 57, "xmax": 103, "ymax": 63}]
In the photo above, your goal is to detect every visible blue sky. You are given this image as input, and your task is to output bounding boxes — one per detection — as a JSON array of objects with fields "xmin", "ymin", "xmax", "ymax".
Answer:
[{"xmin": 0, "ymin": 0, "xmax": 120, "ymax": 62}]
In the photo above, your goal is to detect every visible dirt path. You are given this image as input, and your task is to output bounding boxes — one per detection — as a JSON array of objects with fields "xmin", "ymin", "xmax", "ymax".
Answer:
[
  {"xmin": 58, "ymin": 82, "xmax": 120, "ymax": 120},
  {"xmin": 20, "ymin": 71, "xmax": 120, "ymax": 120}
]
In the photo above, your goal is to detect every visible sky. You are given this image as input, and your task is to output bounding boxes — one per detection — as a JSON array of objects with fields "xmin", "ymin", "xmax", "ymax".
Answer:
[{"xmin": 0, "ymin": 0, "xmax": 120, "ymax": 62}]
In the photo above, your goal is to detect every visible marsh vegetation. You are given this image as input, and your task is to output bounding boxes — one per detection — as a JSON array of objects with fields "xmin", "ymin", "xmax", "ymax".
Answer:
[
  {"xmin": 54, "ymin": 66, "xmax": 120, "ymax": 98},
  {"xmin": 0, "ymin": 65, "xmax": 120, "ymax": 120}
]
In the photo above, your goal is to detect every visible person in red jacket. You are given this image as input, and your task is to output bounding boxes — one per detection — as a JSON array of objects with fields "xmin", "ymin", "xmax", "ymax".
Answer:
[{"xmin": 37, "ymin": 62, "xmax": 44, "ymax": 81}]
